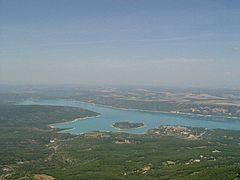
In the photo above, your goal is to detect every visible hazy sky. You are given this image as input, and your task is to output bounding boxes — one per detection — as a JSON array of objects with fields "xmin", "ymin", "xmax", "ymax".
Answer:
[{"xmin": 1, "ymin": 0, "xmax": 240, "ymax": 88}]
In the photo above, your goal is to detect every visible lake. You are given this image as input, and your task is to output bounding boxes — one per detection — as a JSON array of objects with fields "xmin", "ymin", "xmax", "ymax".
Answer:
[{"xmin": 19, "ymin": 99, "xmax": 240, "ymax": 134}]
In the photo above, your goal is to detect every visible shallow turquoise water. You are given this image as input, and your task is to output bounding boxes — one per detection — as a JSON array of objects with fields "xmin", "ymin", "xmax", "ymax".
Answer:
[{"xmin": 20, "ymin": 99, "xmax": 240, "ymax": 134}]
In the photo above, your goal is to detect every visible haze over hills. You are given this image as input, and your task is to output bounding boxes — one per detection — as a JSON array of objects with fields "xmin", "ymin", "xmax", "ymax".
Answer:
[
  {"xmin": 1, "ymin": 0, "xmax": 240, "ymax": 179},
  {"xmin": 1, "ymin": 85, "xmax": 240, "ymax": 179}
]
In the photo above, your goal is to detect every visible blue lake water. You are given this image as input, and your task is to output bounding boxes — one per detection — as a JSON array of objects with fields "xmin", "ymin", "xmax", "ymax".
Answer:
[{"xmin": 19, "ymin": 99, "xmax": 240, "ymax": 134}]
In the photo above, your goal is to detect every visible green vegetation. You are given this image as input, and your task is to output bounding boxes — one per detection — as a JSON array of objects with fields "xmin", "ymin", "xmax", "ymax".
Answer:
[
  {"xmin": 34, "ymin": 126, "xmax": 240, "ymax": 179},
  {"xmin": 84, "ymin": 96, "xmax": 240, "ymax": 118},
  {"xmin": 113, "ymin": 121, "xmax": 144, "ymax": 130},
  {"xmin": 0, "ymin": 105, "xmax": 98, "ymax": 179},
  {"xmin": 2, "ymin": 85, "xmax": 240, "ymax": 117},
  {"xmin": 19, "ymin": 129, "xmax": 240, "ymax": 180},
  {"xmin": 70, "ymin": 87, "xmax": 240, "ymax": 117},
  {"xmin": 0, "ymin": 106, "xmax": 240, "ymax": 179},
  {"xmin": 1, "ymin": 104, "xmax": 240, "ymax": 179},
  {"xmin": 0, "ymin": 105, "xmax": 99, "ymax": 128}
]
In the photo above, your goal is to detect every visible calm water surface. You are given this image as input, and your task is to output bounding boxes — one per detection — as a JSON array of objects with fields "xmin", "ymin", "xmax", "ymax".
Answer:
[{"xmin": 20, "ymin": 99, "xmax": 240, "ymax": 134}]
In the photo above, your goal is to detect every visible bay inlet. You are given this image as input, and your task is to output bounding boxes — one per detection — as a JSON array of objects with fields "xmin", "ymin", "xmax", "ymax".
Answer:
[{"xmin": 19, "ymin": 99, "xmax": 240, "ymax": 134}]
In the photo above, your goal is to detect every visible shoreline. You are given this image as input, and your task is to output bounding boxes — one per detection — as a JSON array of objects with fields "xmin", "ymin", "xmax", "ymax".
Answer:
[
  {"xmin": 82, "ymin": 100, "xmax": 240, "ymax": 120},
  {"xmin": 61, "ymin": 115, "xmax": 101, "ymax": 124},
  {"xmin": 112, "ymin": 122, "xmax": 145, "ymax": 131},
  {"xmin": 25, "ymin": 98, "xmax": 240, "ymax": 120},
  {"xmin": 48, "ymin": 114, "xmax": 101, "ymax": 130},
  {"xmin": 58, "ymin": 127, "xmax": 76, "ymax": 133},
  {"xmin": 21, "ymin": 99, "xmax": 240, "ymax": 135}
]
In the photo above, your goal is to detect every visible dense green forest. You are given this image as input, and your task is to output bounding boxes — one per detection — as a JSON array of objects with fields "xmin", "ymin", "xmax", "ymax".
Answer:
[
  {"xmin": 1, "ymin": 105, "xmax": 240, "ymax": 179},
  {"xmin": 0, "ymin": 105, "xmax": 98, "ymax": 179}
]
